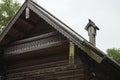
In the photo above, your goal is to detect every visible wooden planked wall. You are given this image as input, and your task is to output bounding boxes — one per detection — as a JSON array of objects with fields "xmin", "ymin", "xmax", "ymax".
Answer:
[{"xmin": 5, "ymin": 49, "xmax": 86, "ymax": 80}]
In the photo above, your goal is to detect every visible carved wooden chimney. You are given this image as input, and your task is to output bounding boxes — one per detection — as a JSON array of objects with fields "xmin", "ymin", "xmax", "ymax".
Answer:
[{"xmin": 85, "ymin": 19, "xmax": 99, "ymax": 46}]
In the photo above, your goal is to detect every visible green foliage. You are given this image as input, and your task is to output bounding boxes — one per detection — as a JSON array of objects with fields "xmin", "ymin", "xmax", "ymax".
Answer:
[
  {"xmin": 0, "ymin": 0, "xmax": 20, "ymax": 32},
  {"xmin": 107, "ymin": 48, "xmax": 120, "ymax": 64}
]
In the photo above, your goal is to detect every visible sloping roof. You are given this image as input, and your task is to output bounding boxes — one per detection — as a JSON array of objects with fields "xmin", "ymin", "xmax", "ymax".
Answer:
[{"xmin": 0, "ymin": 0, "xmax": 120, "ymax": 71}]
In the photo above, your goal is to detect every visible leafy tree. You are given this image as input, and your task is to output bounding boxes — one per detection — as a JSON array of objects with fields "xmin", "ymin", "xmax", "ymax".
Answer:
[
  {"xmin": 0, "ymin": 0, "xmax": 20, "ymax": 32},
  {"xmin": 107, "ymin": 48, "xmax": 120, "ymax": 64}
]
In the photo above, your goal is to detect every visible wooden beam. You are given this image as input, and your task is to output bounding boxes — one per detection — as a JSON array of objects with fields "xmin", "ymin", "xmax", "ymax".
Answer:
[
  {"xmin": 25, "ymin": 7, "xmax": 30, "ymax": 19},
  {"xmin": 69, "ymin": 42, "xmax": 75, "ymax": 64}
]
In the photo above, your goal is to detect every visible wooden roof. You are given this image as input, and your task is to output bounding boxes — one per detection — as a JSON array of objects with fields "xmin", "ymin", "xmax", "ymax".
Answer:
[{"xmin": 0, "ymin": 0, "xmax": 120, "ymax": 72}]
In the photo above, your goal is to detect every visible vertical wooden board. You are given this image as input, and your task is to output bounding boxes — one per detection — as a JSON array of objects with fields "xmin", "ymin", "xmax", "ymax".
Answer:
[{"xmin": 69, "ymin": 42, "xmax": 75, "ymax": 64}]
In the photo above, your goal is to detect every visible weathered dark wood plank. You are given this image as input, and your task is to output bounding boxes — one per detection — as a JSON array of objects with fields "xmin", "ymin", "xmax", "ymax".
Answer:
[
  {"xmin": 7, "ymin": 57, "xmax": 83, "ymax": 73},
  {"xmin": 6, "ymin": 63, "xmax": 84, "ymax": 79}
]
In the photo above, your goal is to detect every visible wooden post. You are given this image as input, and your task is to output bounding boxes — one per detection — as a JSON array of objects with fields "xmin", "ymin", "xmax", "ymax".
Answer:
[
  {"xmin": 69, "ymin": 42, "xmax": 75, "ymax": 64},
  {"xmin": 26, "ymin": 7, "xmax": 30, "ymax": 19}
]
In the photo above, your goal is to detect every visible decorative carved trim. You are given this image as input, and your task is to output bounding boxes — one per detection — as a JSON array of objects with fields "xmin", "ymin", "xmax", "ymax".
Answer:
[{"xmin": 4, "ymin": 33, "xmax": 66, "ymax": 54}]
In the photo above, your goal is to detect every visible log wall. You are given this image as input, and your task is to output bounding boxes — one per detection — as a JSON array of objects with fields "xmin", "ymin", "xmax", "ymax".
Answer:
[{"xmin": 5, "ymin": 50, "xmax": 86, "ymax": 80}]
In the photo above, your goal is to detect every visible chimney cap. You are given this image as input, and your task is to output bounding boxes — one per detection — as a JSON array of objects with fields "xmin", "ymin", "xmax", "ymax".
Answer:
[{"xmin": 85, "ymin": 19, "xmax": 100, "ymax": 31}]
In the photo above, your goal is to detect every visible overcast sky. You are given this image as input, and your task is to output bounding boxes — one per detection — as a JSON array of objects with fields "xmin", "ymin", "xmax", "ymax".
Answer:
[{"xmin": 1, "ymin": 0, "xmax": 120, "ymax": 53}]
